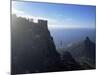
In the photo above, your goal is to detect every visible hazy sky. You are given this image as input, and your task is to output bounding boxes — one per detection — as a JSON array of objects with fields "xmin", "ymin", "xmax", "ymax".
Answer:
[{"xmin": 12, "ymin": 1, "xmax": 96, "ymax": 29}]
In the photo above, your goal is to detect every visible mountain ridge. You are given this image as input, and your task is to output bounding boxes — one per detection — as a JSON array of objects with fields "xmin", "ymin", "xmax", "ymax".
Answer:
[{"xmin": 60, "ymin": 37, "xmax": 96, "ymax": 69}]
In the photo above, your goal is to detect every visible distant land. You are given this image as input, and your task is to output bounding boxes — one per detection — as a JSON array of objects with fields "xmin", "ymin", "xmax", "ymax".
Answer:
[{"xmin": 49, "ymin": 28, "xmax": 95, "ymax": 49}]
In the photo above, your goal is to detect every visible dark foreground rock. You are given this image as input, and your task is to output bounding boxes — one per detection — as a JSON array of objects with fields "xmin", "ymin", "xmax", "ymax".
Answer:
[{"xmin": 11, "ymin": 15, "xmax": 61, "ymax": 74}]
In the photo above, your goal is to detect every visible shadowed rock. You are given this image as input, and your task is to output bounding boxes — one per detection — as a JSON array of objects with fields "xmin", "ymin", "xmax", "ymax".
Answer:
[
  {"xmin": 11, "ymin": 14, "xmax": 61, "ymax": 74},
  {"xmin": 64, "ymin": 37, "xmax": 96, "ymax": 69}
]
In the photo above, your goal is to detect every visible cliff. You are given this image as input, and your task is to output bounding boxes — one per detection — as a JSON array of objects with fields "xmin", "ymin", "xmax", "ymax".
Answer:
[{"xmin": 11, "ymin": 14, "xmax": 61, "ymax": 74}]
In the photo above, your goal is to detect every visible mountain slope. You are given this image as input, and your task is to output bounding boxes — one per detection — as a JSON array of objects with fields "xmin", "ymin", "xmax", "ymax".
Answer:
[{"xmin": 64, "ymin": 37, "xmax": 96, "ymax": 69}]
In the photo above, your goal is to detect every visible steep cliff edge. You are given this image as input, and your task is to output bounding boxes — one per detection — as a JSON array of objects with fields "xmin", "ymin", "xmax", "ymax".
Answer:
[{"xmin": 11, "ymin": 14, "xmax": 61, "ymax": 74}]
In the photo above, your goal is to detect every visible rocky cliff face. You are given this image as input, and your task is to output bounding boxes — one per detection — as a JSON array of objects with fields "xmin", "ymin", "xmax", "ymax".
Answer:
[
  {"xmin": 11, "ymin": 14, "xmax": 61, "ymax": 74},
  {"xmin": 63, "ymin": 37, "xmax": 96, "ymax": 69}
]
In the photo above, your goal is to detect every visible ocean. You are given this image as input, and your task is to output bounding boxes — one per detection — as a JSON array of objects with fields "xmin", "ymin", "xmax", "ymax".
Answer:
[{"xmin": 49, "ymin": 28, "xmax": 96, "ymax": 49}]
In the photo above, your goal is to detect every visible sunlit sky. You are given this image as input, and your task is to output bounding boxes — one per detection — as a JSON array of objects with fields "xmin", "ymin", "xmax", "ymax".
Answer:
[{"xmin": 12, "ymin": 1, "xmax": 96, "ymax": 29}]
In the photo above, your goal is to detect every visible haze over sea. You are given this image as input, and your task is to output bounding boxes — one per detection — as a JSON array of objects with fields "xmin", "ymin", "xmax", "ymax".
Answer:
[{"xmin": 49, "ymin": 28, "xmax": 96, "ymax": 49}]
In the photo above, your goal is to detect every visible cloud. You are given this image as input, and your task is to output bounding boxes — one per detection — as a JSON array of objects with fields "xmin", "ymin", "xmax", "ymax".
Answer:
[
  {"xmin": 12, "ymin": 8, "xmax": 94, "ymax": 29},
  {"xmin": 48, "ymin": 24, "xmax": 76, "ymax": 29},
  {"xmin": 12, "ymin": 8, "xmax": 25, "ymax": 14},
  {"xmin": 12, "ymin": 8, "xmax": 92, "ymax": 29},
  {"xmin": 12, "ymin": 9, "xmax": 58, "ymax": 23}
]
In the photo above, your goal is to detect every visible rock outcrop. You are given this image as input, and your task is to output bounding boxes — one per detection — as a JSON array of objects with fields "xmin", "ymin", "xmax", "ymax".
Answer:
[{"xmin": 11, "ymin": 14, "xmax": 61, "ymax": 74}]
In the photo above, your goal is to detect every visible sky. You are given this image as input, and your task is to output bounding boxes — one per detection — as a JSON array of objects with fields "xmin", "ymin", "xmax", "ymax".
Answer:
[{"xmin": 12, "ymin": 1, "xmax": 96, "ymax": 29}]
